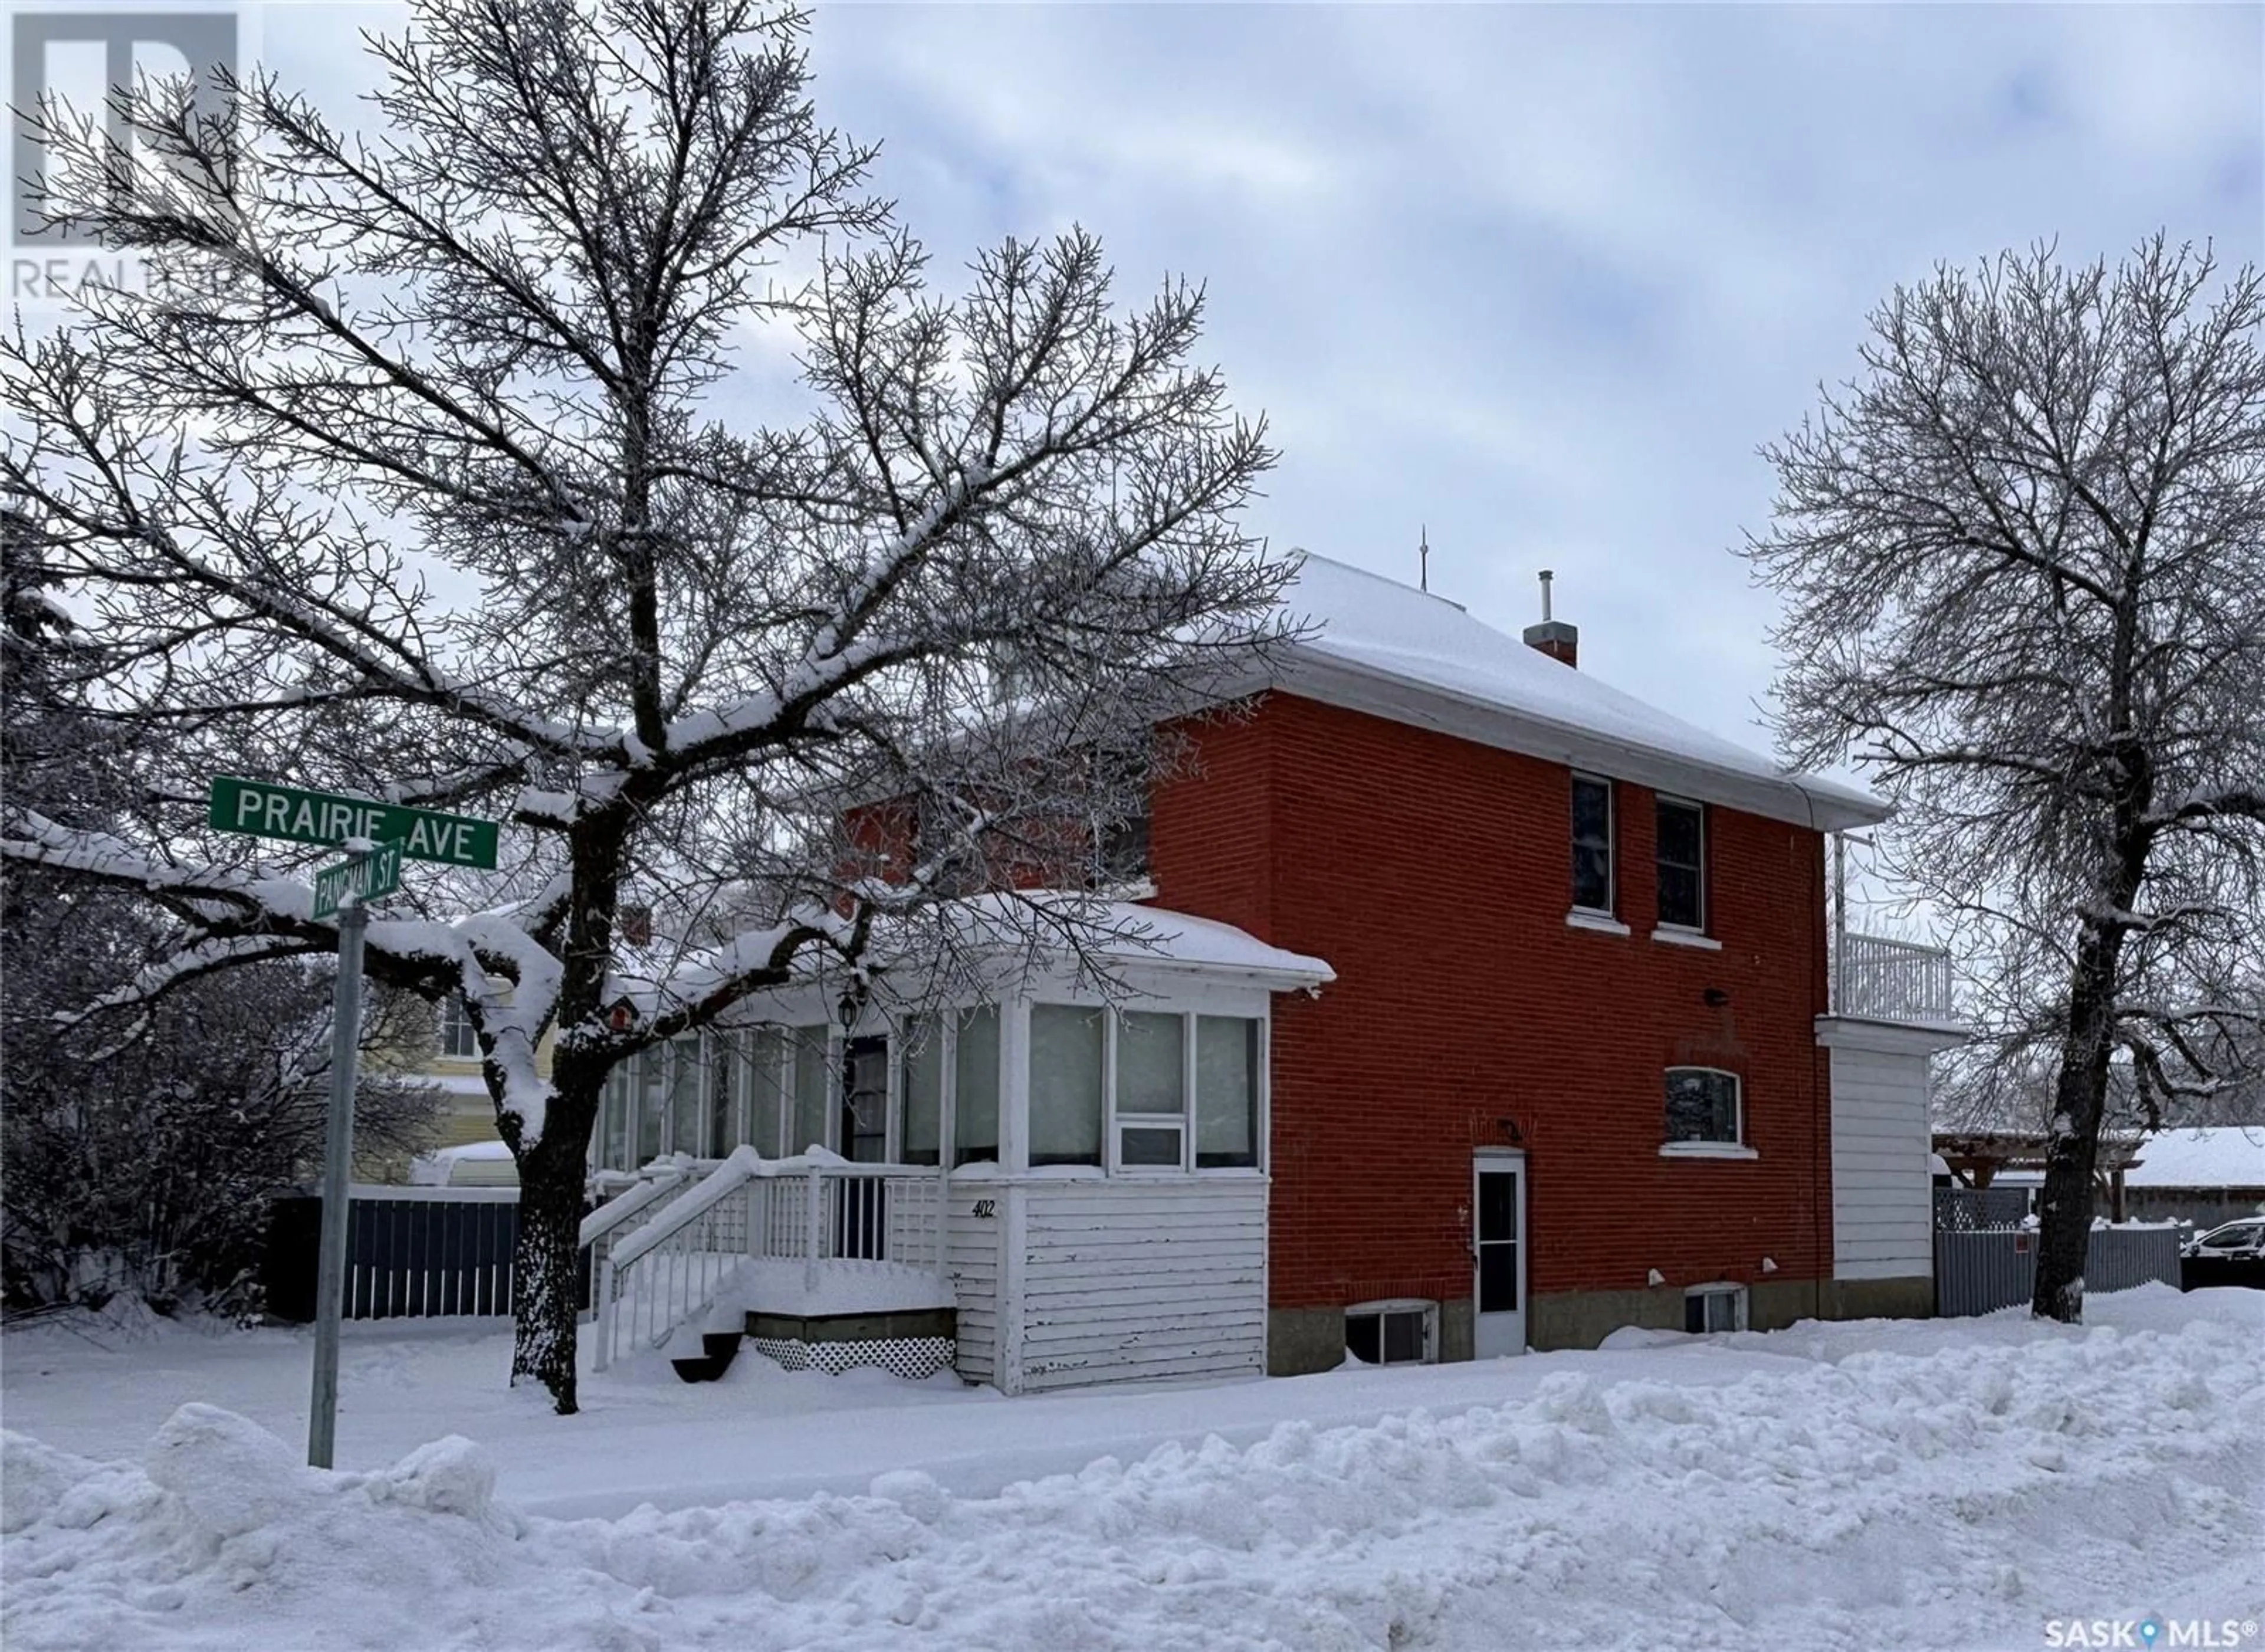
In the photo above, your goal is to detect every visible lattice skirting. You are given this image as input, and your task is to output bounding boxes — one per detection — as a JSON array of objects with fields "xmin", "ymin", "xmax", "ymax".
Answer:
[{"xmin": 748, "ymin": 1334, "xmax": 954, "ymax": 1380}]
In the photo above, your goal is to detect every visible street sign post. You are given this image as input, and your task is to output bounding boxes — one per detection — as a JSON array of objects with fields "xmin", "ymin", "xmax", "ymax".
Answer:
[
  {"xmin": 207, "ymin": 776, "xmax": 499, "ymax": 870},
  {"xmin": 311, "ymin": 842, "xmax": 403, "ymax": 922},
  {"xmin": 307, "ymin": 895, "xmax": 365, "ymax": 1471},
  {"xmin": 206, "ymin": 775, "xmax": 499, "ymax": 1469}
]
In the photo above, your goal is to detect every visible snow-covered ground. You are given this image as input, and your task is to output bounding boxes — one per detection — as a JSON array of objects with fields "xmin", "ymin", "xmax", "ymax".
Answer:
[{"xmin": 4, "ymin": 1287, "xmax": 2260, "ymax": 1651}]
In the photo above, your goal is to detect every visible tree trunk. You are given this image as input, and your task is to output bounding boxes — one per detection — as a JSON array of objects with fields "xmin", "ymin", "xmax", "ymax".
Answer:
[
  {"xmin": 2030, "ymin": 922, "xmax": 2125, "ymax": 1322},
  {"xmin": 510, "ymin": 1127, "xmax": 590, "ymax": 1413}
]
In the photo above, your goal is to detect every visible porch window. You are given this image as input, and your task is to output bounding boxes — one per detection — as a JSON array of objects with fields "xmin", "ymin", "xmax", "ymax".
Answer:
[
  {"xmin": 1571, "ymin": 774, "xmax": 1614, "ymax": 915},
  {"xmin": 599, "ymin": 1064, "xmax": 632, "ymax": 1170},
  {"xmin": 1029, "ymin": 1003, "xmax": 1104, "ymax": 1167},
  {"xmin": 1665, "ymin": 1067, "xmax": 1741, "ymax": 1145},
  {"xmin": 789, "ymin": 1025, "xmax": 830, "ymax": 1155},
  {"xmin": 636, "ymin": 1047, "xmax": 666, "ymax": 1164},
  {"xmin": 1195, "ymin": 1016, "xmax": 1261, "ymax": 1168},
  {"xmin": 1345, "ymin": 1299, "xmax": 1436, "ymax": 1366},
  {"xmin": 901, "ymin": 1016, "xmax": 943, "ymax": 1167},
  {"xmin": 667, "ymin": 1036, "xmax": 706, "ymax": 1157},
  {"xmin": 1684, "ymin": 1283, "xmax": 1747, "ymax": 1334},
  {"xmin": 953, "ymin": 1006, "xmax": 1001, "ymax": 1167},
  {"xmin": 744, "ymin": 1029, "xmax": 786, "ymax": 1155},
  {"xmin": 1114, "ymin": 1011, "xmax": 1186, "ymax": 1169},
  {"xmin": 704, "ymin": 1034, "xmax": 738, "ymax": 1158},
  {"xmin": 1656, "ymin": 796, "xmax": 1706, "ymax": 931}
]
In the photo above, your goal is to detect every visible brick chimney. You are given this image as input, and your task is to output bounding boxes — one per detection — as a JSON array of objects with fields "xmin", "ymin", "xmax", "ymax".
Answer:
[{"xmin": 1522, "ymin": 569, "xmax": 1578, "ymax": 668}]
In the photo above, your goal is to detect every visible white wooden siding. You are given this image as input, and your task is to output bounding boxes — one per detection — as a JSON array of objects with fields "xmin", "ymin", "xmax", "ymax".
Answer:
[
  {"xmin": 944, "ymin": 1182, "xmax": 1005, "ymax": 1384},
  {"xmin": 1829, "ymin": 1045, "xmax": 1934, "ymax": 1280},
  {"xmin": 944, "ymin": 1178, "xmax": 1269, "ymax": 1393}
]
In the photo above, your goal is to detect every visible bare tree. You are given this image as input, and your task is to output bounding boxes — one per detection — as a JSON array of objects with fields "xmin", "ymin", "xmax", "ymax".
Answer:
[
  {"xmin": 2, "ymin": 519, "xmax": 444, "ymax": 1318},
  {"xmin": 1747, "ymin": 237, "xmax": 2265, "ymax": 1322},
  {"xmin": 0, "ymin": 0, "xmax": 1292, "ymax": 1408}
]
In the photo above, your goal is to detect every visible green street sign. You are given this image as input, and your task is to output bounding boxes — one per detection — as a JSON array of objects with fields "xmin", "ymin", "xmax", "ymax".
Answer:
[
  {"xmin": 208, "ymin": 776, "xmax": 499, "ymax": 870},
  {"xmin": 311, "ymin": 842, "xmax": 403, "ymax": 921}
]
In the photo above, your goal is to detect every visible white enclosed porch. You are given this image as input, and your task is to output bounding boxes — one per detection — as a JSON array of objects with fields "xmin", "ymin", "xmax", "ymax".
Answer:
[{"xmin": 580, "ymin": 904, "xmax": 1331, "ymax": 1392}]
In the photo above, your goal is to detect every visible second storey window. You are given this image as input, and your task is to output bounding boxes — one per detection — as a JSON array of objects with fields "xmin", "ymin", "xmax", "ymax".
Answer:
[
  {"xmin": 1571, "ymin": 774, "xmax": 1614, "ymax": 914},
  {"xmin": 1656, "ymin": 796, "xmax": 1705, "ymax": 930}
]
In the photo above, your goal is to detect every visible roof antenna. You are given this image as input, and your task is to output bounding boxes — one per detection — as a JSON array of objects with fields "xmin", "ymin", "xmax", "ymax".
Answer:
[
  {"xmin": 1419, "ymin": 526, "xmax": 1430, "ymax": 593},
  {"xmin": 1539, "ymin": 568, "xmax": 1554, "ymax": 622}
]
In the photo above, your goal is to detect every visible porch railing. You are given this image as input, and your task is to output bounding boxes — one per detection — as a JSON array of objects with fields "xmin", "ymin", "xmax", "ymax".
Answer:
[
  {"xmin": 591, "ymin": 1149, "xmax": 948, "ymax": 1371},
  {"xmin": 1834, "ymin": 931, "xmax": 1955, "ymax": 1026}
]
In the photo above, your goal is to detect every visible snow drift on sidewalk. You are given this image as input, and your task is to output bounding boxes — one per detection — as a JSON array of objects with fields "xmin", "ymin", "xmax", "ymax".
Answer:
[{"xmin": 5, "ymin": 1292, "xmax": 2261, "ymax": 1651}]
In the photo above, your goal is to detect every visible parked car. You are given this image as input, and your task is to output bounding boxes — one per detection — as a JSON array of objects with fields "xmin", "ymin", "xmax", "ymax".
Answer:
[
  {"xmin": 2181, "ymin": 1218, "xmax": 2265, "ymax": 1260},
  {"xmin": 2180, "ymin": 1217, "xmax": 2265, "ymax": 1292}
]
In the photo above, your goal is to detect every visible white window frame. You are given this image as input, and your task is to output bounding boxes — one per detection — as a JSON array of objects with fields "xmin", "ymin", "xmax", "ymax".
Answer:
[
  {"xmin": 1107, "ymin": 1009, "xmax": 1189, "ymax": 1174},
  {"xmin": 1683, "ymin": 1282, "xmax": 1748, "ymax": 1334},
  {"xmin": 1106, "ymin": 1008, "xmax": 1269, "ymax": 1177},
  {"xmin": 1662, "ymin": 1065, "xmax": 1745, "ymax": 1151},
  {"xmin": 1344, "ymin": 1297, "xmax": 1439, "ymax": 1366},
  {"xmin": 1655, "ymin": 794, "xmax": 1707, "ymax": 934},
  {"xmin": 437, "ymin": 993, "xmax": 480, "ymax": 1060},
  {"xmin": 1570, "ymin": 771, "xmax": 1616, "ymax": 919},
  {"xmin": 1016, "ymin": 998, "xmax": 1269, "ymax": 1178},
  {"xmin": 891, "ymin": 1011, "xmax": 954, "ymax": 1170}
]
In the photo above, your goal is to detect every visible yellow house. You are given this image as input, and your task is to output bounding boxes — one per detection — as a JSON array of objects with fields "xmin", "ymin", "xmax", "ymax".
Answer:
[{"xmin": 362, "ymin": 990, "xmax": 522, "ymax": 1183}]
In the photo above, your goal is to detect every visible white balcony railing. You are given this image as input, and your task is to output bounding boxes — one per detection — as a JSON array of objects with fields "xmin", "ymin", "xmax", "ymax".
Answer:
[
  {"xmin": 1833, "ymin": 931, "xmax": 1956, "ymax": 1026},
  {"xmin": 590, "ymin": 1149, "xmax": 948, "ymax": 1371}
]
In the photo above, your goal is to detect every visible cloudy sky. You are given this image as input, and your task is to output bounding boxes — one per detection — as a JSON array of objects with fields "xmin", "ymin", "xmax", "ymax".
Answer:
[
  {"xmin": 77, "ymin": 3, "xmax": 2265, "ymax": 777},
  {"xmin": 789, "ymin": 4, "xmax": 2262, "ymax": 754}
]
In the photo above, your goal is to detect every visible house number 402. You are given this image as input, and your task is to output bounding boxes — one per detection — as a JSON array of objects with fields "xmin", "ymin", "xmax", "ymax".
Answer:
[{"xmin": 970, "ymin": 1199, "xmax": 997, "ymax": 1219}]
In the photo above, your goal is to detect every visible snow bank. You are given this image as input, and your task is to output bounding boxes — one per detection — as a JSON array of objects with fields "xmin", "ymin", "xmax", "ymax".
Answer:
[
  {"xmin": 6, "ymin": 1295, "xmax": 2260, "ymax": 1650},
  {"xmin": 3, "ymin": 1405, "xmax": 523, "ymax": 1652}
]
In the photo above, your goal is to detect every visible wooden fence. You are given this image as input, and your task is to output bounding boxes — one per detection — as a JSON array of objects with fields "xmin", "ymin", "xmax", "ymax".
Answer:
[{"xmin": 262, "ymin": 1186, "xmax": 587, "ymax": 1322}]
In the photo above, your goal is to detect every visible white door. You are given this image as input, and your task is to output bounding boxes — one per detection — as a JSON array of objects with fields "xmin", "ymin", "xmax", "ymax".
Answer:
[{"xmin": 1473, "ymin": 1154, "xmax": 1527, "ymax": 1358}]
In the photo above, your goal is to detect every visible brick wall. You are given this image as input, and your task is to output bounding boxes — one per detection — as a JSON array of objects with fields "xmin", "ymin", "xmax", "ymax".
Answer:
[{"xmin": 1150, "ymin": 692, "xmax": 1834, "ymax": 1312}]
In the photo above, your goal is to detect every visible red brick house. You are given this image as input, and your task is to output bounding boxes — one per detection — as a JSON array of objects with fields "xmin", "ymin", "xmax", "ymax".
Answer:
[
  {"xmin": 1137, "ymin": 555, "xmax": 1960, "ymax": 1372},
  {"xmin": 582, "ymin": 553, "xmax": 1961, "ymax": 1390}
]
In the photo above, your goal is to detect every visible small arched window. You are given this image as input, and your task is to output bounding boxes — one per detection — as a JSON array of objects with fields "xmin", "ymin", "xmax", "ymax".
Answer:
[{"xmin": 1665, "ymin": 1067, "xmax": 1741, "ymax": 1145}]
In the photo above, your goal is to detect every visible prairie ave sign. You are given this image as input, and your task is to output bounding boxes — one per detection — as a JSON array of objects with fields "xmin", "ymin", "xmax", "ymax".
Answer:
[
  {"xmin": 207, "ymin": 776, "xmax": 499, "ymax": 870},
  {"xmin": 203, "ymin": 772, "xmax": 500, "ymax": 1470},
  {"xmin": 311, "ymin": 843, "xmax": 402, "ymax": 922}
]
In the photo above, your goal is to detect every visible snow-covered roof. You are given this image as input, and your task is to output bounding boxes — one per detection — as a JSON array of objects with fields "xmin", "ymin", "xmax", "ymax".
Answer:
[
  {"xmin": 1272, "ymin": 554, "xmax": 1888, "ymax": 832},
  {"xmin": 2125, "ymin": 1126, "xmax": 2265, "ymax": 1190},
  {"xmin": 940, "ymin": 894, "xmax": 1334, "ymax": 987}
]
